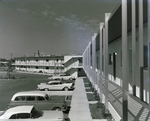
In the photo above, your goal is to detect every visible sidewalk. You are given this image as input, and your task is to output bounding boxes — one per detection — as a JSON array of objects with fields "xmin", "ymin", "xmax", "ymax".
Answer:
[{"xmin": 68, "ymin": 77, "xmax": 93, "ymax": 121}]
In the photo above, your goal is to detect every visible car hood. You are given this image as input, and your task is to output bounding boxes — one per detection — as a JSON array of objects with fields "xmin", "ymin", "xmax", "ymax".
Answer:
[{"xmin": 38, "ymin": 111, "xmax": 64, "ymax": 120}]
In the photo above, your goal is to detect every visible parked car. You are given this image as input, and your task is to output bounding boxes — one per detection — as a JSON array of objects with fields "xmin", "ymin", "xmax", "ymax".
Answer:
[
  {"xmin": 8, "ymin": 91, "xmax": 67, "ymax": 111},
  {"xmin": 37, "ymin": 80, "xmax": 74, "ymax": 91},
  {"xmin": 0, "ymin": 105, "xmax": 64, "ymax": 120},
  {"xmin": 48, "ymin": 73, "xmax": 76, "ymax": 80}
]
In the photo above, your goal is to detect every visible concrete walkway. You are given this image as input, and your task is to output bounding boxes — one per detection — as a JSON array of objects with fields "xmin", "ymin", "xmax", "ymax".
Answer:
[{"xmin": 68, "ymin": 77, "xmax": 93, "ymax": 121}]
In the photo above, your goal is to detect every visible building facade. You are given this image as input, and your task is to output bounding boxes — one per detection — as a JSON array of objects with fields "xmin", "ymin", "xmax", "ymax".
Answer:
[
  {"xmin": 13, "ymin": 55, "xmax": 64, "ymax": 74},
  {"xmin": 12, "ymin": 55, "xmax": 83, "ymax": 78},
  {"xmin": 83, "ymin": 0, "xmax": 150, "ymax": 121}
]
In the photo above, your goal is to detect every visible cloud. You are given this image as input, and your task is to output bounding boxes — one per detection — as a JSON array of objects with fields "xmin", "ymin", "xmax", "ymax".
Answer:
[
  {"xmin": 87, "ymin": 18, "xmax": 99, "ymax": 24},
  {"xmin": 76, "ymin": 26, "xmax": 86, "ymax": 31},
  {"xmin": 17, "ymin": 8, "xmax": 30, "ymax": 13},
  {"xmin": 41, "ymin": 11, "xmax": 49, "ymax": 17},
  {"xmin": 49, "ymin": 11, "xmax": 55, "ymax": 16},
  {"xmin": 55, "ymin": 18, "xmax": 63, "ymax": 22}
]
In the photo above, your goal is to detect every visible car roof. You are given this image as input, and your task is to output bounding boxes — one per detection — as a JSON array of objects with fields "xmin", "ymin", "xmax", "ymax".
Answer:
[
  {"xmin": 3, "ymin": 106, "xmax": 33, "ymax": 118},
  {"xmin": 11, "ymin": 91, "xmax": 48, "ymax": 101},
  {"xmin": 48, "ymin": 81, "xmax": 61, "ymax": 83}
]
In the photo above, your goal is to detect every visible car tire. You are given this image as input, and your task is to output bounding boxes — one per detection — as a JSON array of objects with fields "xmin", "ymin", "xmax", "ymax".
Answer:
[
  {"xmin": 64, "ymin": 87, "xmax": 69, "ymax": 91},
  {"xmin": 53, "ymin": 107, "xmax": 61, "ymax": 111},
  {"xmin": 44, "ymin": 88, "xmax": 49, "ymax": 91}
]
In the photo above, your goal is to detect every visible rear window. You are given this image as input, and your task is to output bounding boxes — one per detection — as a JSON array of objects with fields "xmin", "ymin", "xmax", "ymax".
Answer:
[
  {"xmin": 31, "ymin": 107, "xmax": 43, "ymax": 118},
  {"xmin": 45, "ymin": 94, "xmax": 50, "ymax": 100}
]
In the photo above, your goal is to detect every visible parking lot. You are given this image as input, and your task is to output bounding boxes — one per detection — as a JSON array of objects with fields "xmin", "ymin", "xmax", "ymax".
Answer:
[
  {"xmin": 0, "ymin": 72, "xmax": 73, "ymax": 111},
  {"xmin": 0, "ymin": 71, "xmax": 106, "ymax": 121}
]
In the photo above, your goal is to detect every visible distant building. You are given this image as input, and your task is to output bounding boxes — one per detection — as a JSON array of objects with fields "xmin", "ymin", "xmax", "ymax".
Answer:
[
  {"xmin": 12, "ymin": 56, "xmax": 64, "ymax": 74},
  {"xmin": 12, "ymin": 55, "xmax": 84, "ymax": 77}
]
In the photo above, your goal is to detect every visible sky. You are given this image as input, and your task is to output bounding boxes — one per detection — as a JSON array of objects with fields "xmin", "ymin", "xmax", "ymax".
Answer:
[{"xmin": 0, "ymin": 0, "xmax": 119, "ymax": 59}]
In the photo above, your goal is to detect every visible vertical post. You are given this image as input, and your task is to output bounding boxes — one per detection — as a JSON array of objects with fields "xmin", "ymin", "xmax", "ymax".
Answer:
[
  {"xmin": 139, "ymin": 0, "xmax": 144, "ymax": 101},
  {"xmin": 82, "ymin": 50, "xmax": 85, "ymax": 69},
  {"xmin": 89, "ymin": 42, "xmax": 91, "ymax": 78},
  {"xmin": 132, "ymin": 0, "xmax": 136, "ymax": 96},
  {"xmin": 148, "ymin": 0, "xmax": 150, "ymax": 105},
  {"xmin": 100, "ymin": 22, "xmax": 104, "ymax": 102},
  {"xmin": 92, "ymin": 33, "xmax": 97, "ymax": 89},
  {"xmin": 92, "ymin": 36, "xmax": 95, "ymax": 86},
  {"xmin": 122, "ymin": 0, "xmax": 128, "ymax": 120},
  {"xmin": 105, "ymin": 13, "xmax": 111, "ymax": 113}
]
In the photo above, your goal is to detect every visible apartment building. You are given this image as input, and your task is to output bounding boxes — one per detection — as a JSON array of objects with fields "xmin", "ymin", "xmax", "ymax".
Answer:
[
  {"xmin": 13, "ymin": 55, "xmax": 64, "ymax": 74},
  {"xmin": 83, "ymin": 0, "xmax": 150, "ymax": 121},
  {"xmin": 12, "ymin": 55, "xmax": 83, "ymax": 77}
]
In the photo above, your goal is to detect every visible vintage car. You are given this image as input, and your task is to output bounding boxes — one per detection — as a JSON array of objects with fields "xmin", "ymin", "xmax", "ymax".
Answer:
[
  {"xmin": 48, "ymin": 73, "xmax": 76, "ymax": 80},
  {"xmin": 8, "ymin": 91, "xmax": 66, "ymax": 111},
  {"xmin": 0, "ymin": 105, "xmax": 64, "ymax": 120},
  {"xmin": 37, "ymin": 81, "xmax": 74, "ymax": 91}
]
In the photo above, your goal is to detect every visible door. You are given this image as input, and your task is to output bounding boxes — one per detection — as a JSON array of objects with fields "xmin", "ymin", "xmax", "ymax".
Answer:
[
  {"xmin": 35, "ymin": 96, "xmax": 51, "ymax": 110},
  {"xmin": 113, "ymin": 53, "xmax": 117, "ymax": 79}
]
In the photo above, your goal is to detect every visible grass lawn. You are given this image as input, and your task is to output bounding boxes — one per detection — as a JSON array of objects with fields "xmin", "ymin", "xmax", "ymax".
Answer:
[
  {"xmin": 89, "ymin": 103, "xmax": 104, "ymax": 119},
  {"xmin": 86, "ymin": 93, "xmax": 96, "ymax": 101}
]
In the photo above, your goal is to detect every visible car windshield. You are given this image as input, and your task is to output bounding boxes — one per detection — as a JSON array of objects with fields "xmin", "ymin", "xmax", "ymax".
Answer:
[
  {"xmin": 31, "ymin": 107, "xmax": 43, "ymax": 118},
  {"xmin": 45, "ymin": 94, "xmax": 50, "ymax": 100}
]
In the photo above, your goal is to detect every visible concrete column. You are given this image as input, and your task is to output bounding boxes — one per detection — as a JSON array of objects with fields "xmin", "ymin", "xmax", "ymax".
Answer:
[
  {"xmin": 87, "ymin": 44, "xmax": 89, "ymax": 70},
  {"xmin": 148, "ymin": 0, "xmax": 150, "ymax": 105},
  {"xmin": 132, "ymin": 0, "xmax": 136, "ymax": 96},
  {"xmin": 92, "ymin": 33, "xmax": 97, "ymax": 88},
  {"xmin": 92, "ymin": 36, "xmax": 94, "ymax": 85},
  {"xmin": 100, "ymin": 22, "xmax": 104, "ymax": 102},
  {"xmin": 139, "ymin": 0, "xmax": 144, "ymax": 101},
  {"xmin": 89, "ymin": 42, "xmax": 91, "ymax": 78},
  {"xmin": 82, "ymin": 51, "xmax": 84, "ymax": 69},
  {"xmin": 122, "ymin": 0, "xmax": 128, "ymax": 120},
  {"xmin": 105, "ymin": 13, "xmax": 111, "ymax": 113}
]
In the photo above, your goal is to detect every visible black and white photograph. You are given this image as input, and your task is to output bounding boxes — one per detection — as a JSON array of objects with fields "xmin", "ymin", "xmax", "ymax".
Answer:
[{"xmin": 0, "ymin": 0, "xmax": 149, "ymax": 121}]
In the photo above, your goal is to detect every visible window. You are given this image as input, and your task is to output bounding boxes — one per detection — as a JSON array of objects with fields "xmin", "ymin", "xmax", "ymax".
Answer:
[
  {"xmin": 45, "ymin": 94, "xmax": 50, "ymax": 100},
  {"xmin": 17, "ymin": 113, "xmax": 30, "ymax": 119},
  {"xmin": 36, "ymin": 66, "xmax": 38, "ymax": 69},
  {"xmin": 144, "ymin": 45, "xmax": 148, "ymax": 68},
  {"xmin": 53, "ymin": 82, "xmax": 59, "ymax": 85},
  {"xmin": 46, "ymin": 67, "xmax": 49, "ymax": 69},
  {"xmin": 37, "ymin": 96, "xmax": 45, "ymax": 101},
  {"xmin": 10, "ymin": 114, "xmax": 17, "ymax": 119},
  {"xmin": 26, "ymin": 96, "xmax": 35, "ymax": 101},
  {"xmin": 36, "ymin": 59, "xmax": 38, "ymax": 62},
  {"xmin": 46, "ymin": 59, "xmax": 49, "ymax": 62},
  {"xmin": 14, "ymin": 96, "xmax": 25, "ymax": 101},
  {"xmin": 109, "ymin": 54, "xmax": 112, "ymax": 65}
]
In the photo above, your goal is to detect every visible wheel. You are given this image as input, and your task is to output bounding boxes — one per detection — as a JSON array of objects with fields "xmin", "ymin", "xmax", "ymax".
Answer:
[
  {"xmin": 53, "ymin": 107, "xmax": 61, "ymax": 111},
  {"xmin": 64, "ymin": 87, "xmax": 69, "ymax": 91},
  {"xmin": 44, "ymin": 88, "xmax": 49, "ymax": 91}
]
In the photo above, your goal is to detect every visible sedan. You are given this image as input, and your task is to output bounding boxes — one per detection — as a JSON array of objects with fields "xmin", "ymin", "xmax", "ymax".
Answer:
[
  {"xmin": 0, "ymin": 105, "xmax": 64, "ymax": 120},
  {"xmin": 37, "ymin": 81, "xmax": 74, "ymax": 91},
  {"xmin": 48, "ymin": 74, "xmax": 76, "ymax": 80}
]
